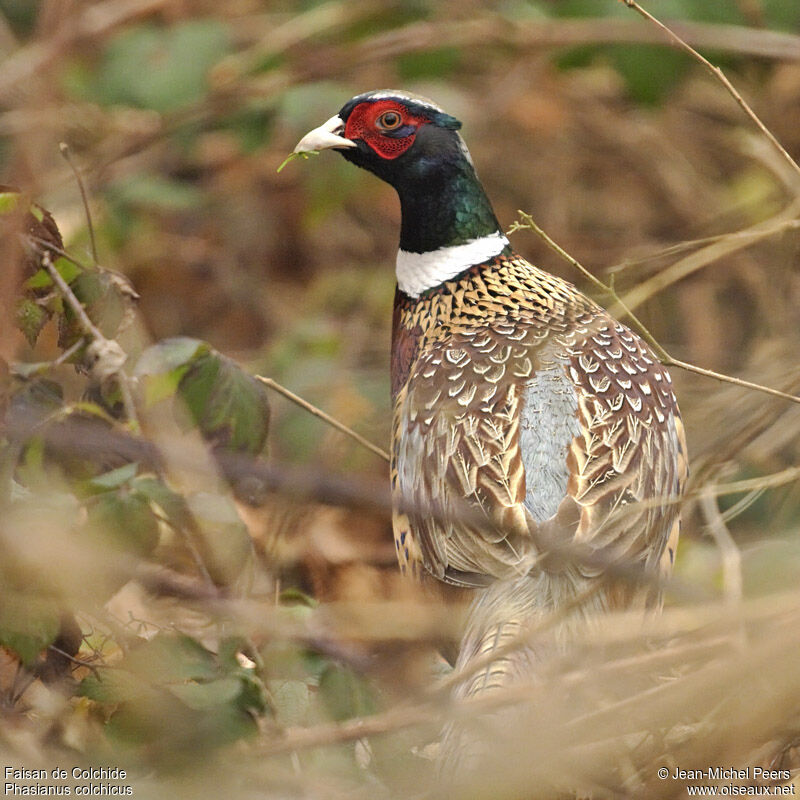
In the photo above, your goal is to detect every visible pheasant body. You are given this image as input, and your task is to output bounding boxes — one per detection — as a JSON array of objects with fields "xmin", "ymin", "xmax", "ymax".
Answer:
[
  {"xmin": 390, "ymin": 252, "xmax": 685, "ymax": 594},
  {"xmin": 294, "ymin": 90, "xmax": 688, "ymax": 774}
]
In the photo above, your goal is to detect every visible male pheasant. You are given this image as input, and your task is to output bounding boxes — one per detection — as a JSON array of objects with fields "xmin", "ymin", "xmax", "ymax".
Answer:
[{"xmin": 294, "ymin": 89, "xmax": 687, "ymax": 766}]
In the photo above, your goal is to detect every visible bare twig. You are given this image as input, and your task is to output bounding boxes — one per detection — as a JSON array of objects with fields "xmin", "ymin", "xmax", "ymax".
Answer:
[
  {"xmin": 607, "ymin": 217, "xmax": 800, "ymax": 274},
  {"xmin": 40, "ymin": 251, "xmax": 101, "ymax": 341},
  {"xmin": 341, "ymin": 18, "xmax": 800, "ymax": 78},
  {"xmin": 47, "ymin": 645, "xmax": 102, "ymax": 677},
  {"xmin": 59, "ymin": 142, "xmax": 98, "ymax": 265},
  {"xmin": 711, "ymin": 465, "xmax": 800, "ymax": 497},
  {"xmin": 39, "ymin": 250, "xmax": 140, "ymax": 427},
  {"xmin": 620, "ymin": 0, "xmax": 800, "ymax": 183},
  {"xmin": 700, "ymin": 491, "xmax": 747, "ymax": 652},
  {"xmin": 700, "ymin": 491, "xmax": 743, "ymax": 608},
  {"xmin": 258, "ymin": 596, "xmax": 800, "ymax": 759},
  {"xmin": 256, "ymin": 375, "xmax": 390, "ymax": 463},
  {"xmin": 508, "ymin": 212, "xmax": 800, "ymax": 406},
  {"xmin": 615, "ymin": 202, "xmax": 800, "ymax": 314},
  {"xmin": 664, "ymin": 358, "xmax": 800, "ymax": 405}
]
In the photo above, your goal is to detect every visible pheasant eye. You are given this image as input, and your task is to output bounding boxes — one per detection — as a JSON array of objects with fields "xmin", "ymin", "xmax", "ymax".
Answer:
[{"xmin": 376, "ymin": 110, "xmax": 403, "ymax": 130}]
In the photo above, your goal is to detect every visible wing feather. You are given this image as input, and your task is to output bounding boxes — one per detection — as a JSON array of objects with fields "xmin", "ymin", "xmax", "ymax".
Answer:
[{"xmin": 391, "ymin": 257, "xmax": 687, "ymax": 593}]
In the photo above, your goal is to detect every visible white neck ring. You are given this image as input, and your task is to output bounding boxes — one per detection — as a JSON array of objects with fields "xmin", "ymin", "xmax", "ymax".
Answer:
[{"xmin": 396, "ymin": 232, "xmax": 509, "ymax": 298}]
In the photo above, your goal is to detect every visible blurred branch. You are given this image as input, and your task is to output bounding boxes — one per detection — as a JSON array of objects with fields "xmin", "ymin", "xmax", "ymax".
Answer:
[
  {"xmin": 238, "ymin": 15, "xmax": 800, "ymax": 108},
  {"xmin": 38, "ymin": 249, "xmax": 140, "ymax": 427},
  {"xmin": 6, "ymin": 409, "xmax": 392, "ymax": 515},
  {"xmin": 218, "ymin": 1, "xmax": 378, "ymax": 81},
  {"xmin": 6, "ymin": 408, "xmax": 699, "ymax": 606},
  {"xmin": 508, "ymin": 211, "xmax": 800, "ymax": 407},
  {"xmin": 615, "ymin": 204, "xmax": 800, "ymax": 312},
  {"xmin": 59, "ymin": 143, "xmax": 98, "ymax": 265},
  {"xmin": 700, "ymin": 492, "xmax": 743, "ymax": 608},
  {"xmin": 621, "ymin": 0, "xmax": 800, "ymax": 183},
  {"xmin": 712, "ymin": 465, "xmax": 800, "ymax": 497},
  {"xmin": 0, "ymin": 0, "xmax": 170, "ymax": 102},
  {"xmin": 608, "ymin": 214, "xmax": 800, "ymax": 284},
  {"xmin": 256, "ymin": 376, "xmax": 390, "ymax": 463},
  {"xmin": 259, "ymin": 594, "xmax": 800, "ymax": 758},
  {"xmin": 347, "ymin": 16, "xmax": 800, "ymax": 67}
]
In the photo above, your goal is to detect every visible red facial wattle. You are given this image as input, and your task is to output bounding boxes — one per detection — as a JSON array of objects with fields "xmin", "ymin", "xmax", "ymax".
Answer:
[{"xmin": 344, "ymin": 100, "xmax": 427, "ymax": 160}]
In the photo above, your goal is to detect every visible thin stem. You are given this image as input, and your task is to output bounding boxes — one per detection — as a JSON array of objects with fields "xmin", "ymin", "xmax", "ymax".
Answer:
[
  {"xmin": 620, "ymin": 0, "xmax": 800, "ymax": 183},
  {"xmin": 40, "ymin": 251, "xmax": 140, "ymax": 427},
  {"xmin": 664, "ymin": 357, "xmax": 800, "ymax": 405},
  {"xmin": 615, "ymin": 200, "xmax": 800, "ymax": 314},
  {"xmin": 41, "ymin": 250, "xmax": 103, "ymax": 341},
  {"xmin": 47, "ymin": 645, "xmax": 102, "ymax": 677},
  {"xmin": 256, "ymin": 376, "xmax": 391, "ymax": 463},
  {"xmin": 700, "ymin": 493, "xmax": 746, "ymax": 651},
  {"xmin": 53, "ymin": 336, "xmax": 87, "ymax": 366},
  {"xmin": 509, "ymin": 212, "xmax": 671, "ymax": 362},
  {"xmin": 509, "ymin": 214, "xmax": 800, "ymax": 406},
  {"xmin": 29, "ymin": 234, "xmax": 91, "ymax": 271},
  {"xmin": 60, "ymin": 142, "xmax": 98, "ymax": 265},
  {"xmin": 711, "ymin": 466, "xmax": 800, "ymax": 497}
]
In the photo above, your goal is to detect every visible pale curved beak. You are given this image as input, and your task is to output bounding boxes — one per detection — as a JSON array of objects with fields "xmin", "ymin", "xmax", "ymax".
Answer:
[{"xmin": 294, "ymin": 115, "xmax": 357, "ymax": 154}]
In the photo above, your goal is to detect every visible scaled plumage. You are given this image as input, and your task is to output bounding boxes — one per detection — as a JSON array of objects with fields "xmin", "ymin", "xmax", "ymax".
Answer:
[
  {"xmin": 390, "ymin": 252, "xmax": 686, "ymax": 593},
  {"xmin": 295, "ymin": 90, "xmax": 688, "ymax": 780}
]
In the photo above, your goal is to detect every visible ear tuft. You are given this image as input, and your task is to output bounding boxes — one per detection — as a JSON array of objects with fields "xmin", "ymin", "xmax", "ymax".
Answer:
[{"xmin": 433, "ymin": 112, "xmax": 462, "ymax": 130}]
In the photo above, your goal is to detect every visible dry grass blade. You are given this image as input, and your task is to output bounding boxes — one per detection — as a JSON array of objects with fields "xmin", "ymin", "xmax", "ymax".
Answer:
[
  {"xmin": 256, "ymin": 375, "xmax": 390, "ymax": 463},
  {"xmin": 700, "ymin": 492, "xmax": 743, "ymax": 607},
  {"xmin": 509, "ymin": 212, "xmax": 800, "ymax": 406},
  {"xmin": 615, "ymin": 201, "xmax": 800, "ymax": 313},
  {"xmin": 621, "ymin": 0, "xmax": 800, "ymax": 183}
]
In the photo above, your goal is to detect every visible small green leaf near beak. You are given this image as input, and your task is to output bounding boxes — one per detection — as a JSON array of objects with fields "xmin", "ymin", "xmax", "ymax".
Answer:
[{"xmin": 276, "ymin": 150, "xmax": 319, "ymax": 174}]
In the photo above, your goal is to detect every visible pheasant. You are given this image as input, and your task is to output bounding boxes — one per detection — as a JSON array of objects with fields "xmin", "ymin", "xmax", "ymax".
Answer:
[{"xmin": 293, "ymin": 89, "xmax": 687, "ymax": 772}]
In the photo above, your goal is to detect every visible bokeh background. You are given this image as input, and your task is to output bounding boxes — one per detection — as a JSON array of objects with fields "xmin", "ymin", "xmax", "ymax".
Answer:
[{"xmin": 2, "ymin": 1, "xmax": 800, "ymax": 798}]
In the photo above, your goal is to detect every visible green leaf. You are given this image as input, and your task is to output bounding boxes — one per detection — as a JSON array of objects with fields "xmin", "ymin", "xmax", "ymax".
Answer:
[
  {"xmin": 267, "ymin": 679, "xmax": 310, "ymax": 727},
  {"xmin": 88, "ymin": 632, "xmax": 264, "ymax": 757},
  {"xmin": 609, "ymin": 45, "xmax": 690, "ymax": 106},
  {"xmin": 79, "ymin": 668, "xmax": 143, "ymax": 704},
  {"xmin": 6, "ymin": 378, "xmax": 63, "ymax": 436},
  {"xmin": 131, "ymin": 475, "xmax": 192, "ymax": 530},
  {"xmin": 186, "ymin": 492, "xmax": 253, "ymax": 586},
  {"xmin": 95, "ymin": 21, "xmax": 231, "ymax": 112},
  {"xmin": 135, "ymin": 337, "xmax": 203, "ymax": 407},
  {"xmin": 24, "ymin": 256, "xmax": 81, "ymax": 291},
  {"xmin": 396, "ymin": 46, "xmax": 460, "ymax": 80},
  {"xmin": 0, "ymin": 593, "xmax": 61, "ymax": 666},
  {"xmin": 0, "ymin": 190, "xmax": 20, "ymax": 214},
  {"xmin": 107, "ymin": 174, "xmax": 204, "ymax": 213},
  {"xmin": 58, "ymin": 270, "xmax": 128, "ymax": 348},
  {"xmin": 761, "ymin": 0, "xmax": 800, "ymax": 29},
  {"xmin": 86, "ymin": 489, "xmax": 160, "ymax": 556},
  {"xmin": 15, "ymin": 298, "xmax": 49, "ymax": 346},
  {"xmin": 124, "ymin": 633, "xmax": 219, "ymax": 683},
  {"xmin": 318, "ymin": 665, "xmax": 376, "ymax": 722},
  {"xmin": 279, "ymin": 587, "xmax": 318, "ymax": 608},
  {"xmin": 178, "ymin": 348, "xmax": 271, "ymax": 456},
  {"xmin": 0, "ymin": 0, "xmax": 39, "ymax": 37},
  {"xmin": 168, "ymin": 676, "xmax": 241, "ymax": 710},
  {"xmin": 136, "ymin": 337, "xmax": 271, "ymax": 456},
  {"xmin": 136, "ymin": 336, "xmax": 205, "ymax": 375},
  {"xmin": 85, "ymin": 462, "xmax": 139, "ymax": 492}
]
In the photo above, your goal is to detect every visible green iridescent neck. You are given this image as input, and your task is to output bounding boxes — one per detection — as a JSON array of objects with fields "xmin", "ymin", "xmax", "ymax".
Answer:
[{"xmin": 396, "ymin": 156, "xmax": 502, "ymax": 253}]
